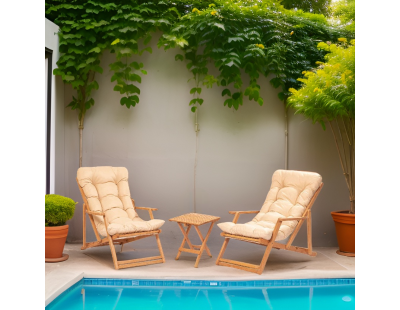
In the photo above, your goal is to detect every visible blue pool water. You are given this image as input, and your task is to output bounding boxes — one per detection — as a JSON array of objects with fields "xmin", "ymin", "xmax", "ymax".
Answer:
[{"xmin": 46, "ymin": 278, "xmax": 355, "ymax": 310}]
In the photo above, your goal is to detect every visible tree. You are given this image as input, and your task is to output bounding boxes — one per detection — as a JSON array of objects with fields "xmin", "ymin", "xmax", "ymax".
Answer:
[
  {"xmin": 288, "ymin": 39, "xmax": 355, "ymax": 213},
  {"xmin": 330, "ymin": 0, "xmax": 355, "ymax": 32},
  {"xmin": 280, "ymin": 0, "xmax": 332, "ymax": 16}
]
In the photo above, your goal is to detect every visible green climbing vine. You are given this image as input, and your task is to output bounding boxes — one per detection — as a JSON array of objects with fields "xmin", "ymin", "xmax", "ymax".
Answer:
[
  {"xmin": 46, "ymin": 0, "xmax": 352, "ymax": 113},
  {"xmin": 159, "ymin": 1, "xmax": 352, "ymax": 111},
  {"xmin": 45, "ymin": 0, "xmax": 352, "ymax": 165}
]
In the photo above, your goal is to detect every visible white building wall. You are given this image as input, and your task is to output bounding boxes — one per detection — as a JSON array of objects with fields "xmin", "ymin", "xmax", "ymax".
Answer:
[{"xmin": 45, "ymin": 18, "xmax": 65, "ymax": 195}]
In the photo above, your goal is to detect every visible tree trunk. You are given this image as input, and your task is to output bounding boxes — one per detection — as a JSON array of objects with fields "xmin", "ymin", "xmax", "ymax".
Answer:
[
  {"xmin": 284, "ymin": 103, "xmax": 288, "ymax": 170},
  {"xmin": 79, "ymin": 127, "xmax": 83, "ymax": 168},
  {"xmin": 78, "ymin": 115, "xmax": 84, "ymax": 168},
  {"xmin": 329, "ymin": 118, "xmax": 355, "ymax": 214}
]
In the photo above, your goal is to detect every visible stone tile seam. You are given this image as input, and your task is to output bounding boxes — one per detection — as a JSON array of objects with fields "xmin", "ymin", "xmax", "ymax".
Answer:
[{"xmin": 317, "ymin": 251, "xmax": 351, "ymax": 270}]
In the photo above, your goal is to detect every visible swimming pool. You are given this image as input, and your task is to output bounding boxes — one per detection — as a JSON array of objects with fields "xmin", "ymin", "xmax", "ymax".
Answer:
[{"xmin": 46, "ymin": 278, "xmax": 355, "ymax": 310}]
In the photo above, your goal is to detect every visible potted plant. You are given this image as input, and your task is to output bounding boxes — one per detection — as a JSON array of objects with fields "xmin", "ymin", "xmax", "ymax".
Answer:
[
  {"xmin": 45, "ymin": 194, "xmax": 77, "ymax": 262},
  {"xmin": 287, "ymin": 38, "xmax": 355, "ymax": 256}
]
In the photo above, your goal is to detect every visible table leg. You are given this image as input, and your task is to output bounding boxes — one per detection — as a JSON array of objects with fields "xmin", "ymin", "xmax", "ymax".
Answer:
[
  {"xmin": 194, "ymin": 225, "xmax": 212, "ymax": 257},
  {"xmin": 176, "ymin": 223, "xmax": 193, "ymax": 260},
  {"xmin": 194, "ymin": 221, "xmax": 215, "ymax": 268}
]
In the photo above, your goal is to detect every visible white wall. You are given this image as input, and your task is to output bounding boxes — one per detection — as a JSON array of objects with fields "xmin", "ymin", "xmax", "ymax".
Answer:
[
  {"xmin": 62, "ymin": 32, "xmax": 349, "ymax": 247},
  {"xmin": 45, "ymin": 18, "xmax": 65, "ymax": 195}
]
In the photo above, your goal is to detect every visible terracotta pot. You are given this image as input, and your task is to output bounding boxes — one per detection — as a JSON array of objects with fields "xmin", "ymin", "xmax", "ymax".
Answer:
[
  {"xmin": 45, "ymin": 225, "xmax": 69, "ymax": 262},
  {"xmin": 331, "ymin": 211, "xmax": 355, "ymax": 256}
]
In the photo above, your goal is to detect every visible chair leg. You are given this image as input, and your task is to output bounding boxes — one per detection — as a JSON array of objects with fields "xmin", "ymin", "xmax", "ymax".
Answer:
[
  {"xmin": 257, "ymin": 242, "xmax": 274, "ymax": 275},
  {"xmin": 107, "ymin": 235, "xmax": 120, "ymax": 270},
  {"xmin": 256, "ymin": 223, "xmax": 283, "ymax": 274},
  {"xmin": 216, "ymin": 238, "xmax": 230, "ymax": 265},
  {"xmin": 81, "ymin": 203, "xmax": 87, "ymax": 250},
  {"xmin": 155, "ymin": 234, "xmax": 166, "ymax": 263},
  {"xmin": 307, "ymin": 210, "xmax": 313, "ymax": 255},
  {"xmin": 216, "ymin": 237, "xmax": 268, "ymax": 274}
]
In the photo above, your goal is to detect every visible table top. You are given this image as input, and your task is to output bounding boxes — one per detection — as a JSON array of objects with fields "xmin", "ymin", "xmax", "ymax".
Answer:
[{"xmin": 169, "ymin": 213, "xmax": 220, "ymax": 226}]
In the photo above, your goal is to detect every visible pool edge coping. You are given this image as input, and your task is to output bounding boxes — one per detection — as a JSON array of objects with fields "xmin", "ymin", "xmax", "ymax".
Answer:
[{"xmin": 45, "ymin": 272, "xmax": 84, "ymax": 307}]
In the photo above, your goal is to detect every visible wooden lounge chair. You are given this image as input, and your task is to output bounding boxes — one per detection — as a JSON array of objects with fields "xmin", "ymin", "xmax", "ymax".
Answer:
[
  {"xmin": 216, "ymin": 170, "xmax": 323, "ymax": 275},
  {"xmin": 76, "ymin": 166, "xmax": 165, "ymax": 270}
]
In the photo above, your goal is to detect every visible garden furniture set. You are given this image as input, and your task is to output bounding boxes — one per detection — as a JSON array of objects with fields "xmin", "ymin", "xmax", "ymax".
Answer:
[{"xmin": 76, "ymin": 166, "xmax": 323, "ymax": 274}]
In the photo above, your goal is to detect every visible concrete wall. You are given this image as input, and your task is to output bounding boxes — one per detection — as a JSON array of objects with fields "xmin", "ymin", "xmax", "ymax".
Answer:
[
  {"xmin": 62, "ymin": 33, "xmax": 348, "ymax": 247},
  {"xmin": 45, "ymin": 18, "xmax": 65, "ymax": 195}
]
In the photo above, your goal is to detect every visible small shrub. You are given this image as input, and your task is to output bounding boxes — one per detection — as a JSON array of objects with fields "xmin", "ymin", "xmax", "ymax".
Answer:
[{"xmin": 45, "ymin": 194, "xmax": 77, "ymax": 226}]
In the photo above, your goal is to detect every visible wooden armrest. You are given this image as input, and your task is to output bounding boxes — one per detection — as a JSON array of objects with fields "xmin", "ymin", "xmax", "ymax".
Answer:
[
  {"xmin": 86, "ymin": 210, "xmax": 105, "ymax": 216},
  {"xmin": 229, "ymin": 210, "xmax": 259, "ymax": 224},
  {"xmin": 228, "ymin": 210, "xmax": 260, "ymax": 215},
  {"xmin": 134, "ymin": 206, "xmax": 158, "ymax": 211},
  {"xmin": 134, "ymin": 206, "xmax": 157, "ymax": 220},
  {"xmin": 277, "ymin": 217, "xmax": 307, "ymax": 222}
]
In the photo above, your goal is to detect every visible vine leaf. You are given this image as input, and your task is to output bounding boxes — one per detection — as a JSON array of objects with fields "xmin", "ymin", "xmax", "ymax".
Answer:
[
  {"xmin": 120, "ymin": 47, "xmax": 133, "ymax": 54},
  {"xmin": 228, "ymin": 37, "xmax": 244, "ymax": 43},
  {"xmin": 213, "ymin": 23, "xmax": 225, "ymax": 31},
  {"xmin": 232, "ymin": 92, "xmax": 241, "ymax": 100},
  {"xmin": 129, "ymin": 74, "xmax": 141, "ymax": 83},
  {"xmin": 86, "ymin": 57, "xmax": 96, "ymax": 64},
  {"xmin": 119, "ymin": 27, "xmax": 137, "ymax": 33},
  {"xmin": 89, "ymin": 47, "xmax": 101, "ymax": 53},
  {"xmin": 175, "ymin": 54, "xmax": 184, "ymax": 61},
  {"xmin": 130, "ymin": 62, "xmax": 140, "ymax": 70},
  {"xmin": 222, "ymin": 89, "xmax": 231, "ymax": 97}
]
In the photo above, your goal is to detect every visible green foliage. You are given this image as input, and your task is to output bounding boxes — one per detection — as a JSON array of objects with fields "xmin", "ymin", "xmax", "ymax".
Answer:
[
  {"xmin": 45, "ymin": 194, "xmax": 77, "ymax": 226},
  {"xmin": 280, "ymin": 0, "xmax": 332, "ymax": 16},
  {"xmin": 287, "ymin": 38, "xmax": 355, "ymax": 128},
  {"xmin": 159, "ymin": 0, "xmax": 349, "ymax": 111},
  {"xmin": 46, "ymin": 0, "xmax": 180, "ymax": 121},
  {"xmin": 287, "ymin": 38, "xmax": 355, "ymax": 212},
  {"xmin": 46, "ymin": 0, "xmax": 350, "ymax": 115},
  {"xmin": 330, "ymin": 0, "xmax": 355, "ymax": 32}
]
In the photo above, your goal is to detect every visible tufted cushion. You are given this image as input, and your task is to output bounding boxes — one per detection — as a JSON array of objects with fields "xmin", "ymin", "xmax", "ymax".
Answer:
[
  {"xmin": 218, "ymin": 170, "xmax": 322, "ymax": 241},
  {"xmin": 77, "ymin": 167, "xmax": 164, "ymax": 236}
]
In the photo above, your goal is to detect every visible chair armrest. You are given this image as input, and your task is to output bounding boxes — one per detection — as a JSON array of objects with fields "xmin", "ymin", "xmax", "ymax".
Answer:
[
  {"xmin": 277, "ymin": 217, "xmax": 307, "ymax": 222},
  {"xmin": 86, "ymin": 210, "xmax": 105, "ymax": 216},
  {"xmin": 268, "ymin": 217, "xmax": 308, "ymax": 242},
  {"xmin": 229, "ymin": 210, "xmax": 259, "ymax": 223},
  {"xmin": 134, "ymin": 206, "xmax": 158, "ymax": 211},
  {"xmin": 228, "ymin": 210, "xmax": 260, "ymax": 215},
  {"xmin": 134, "ymin": 206, "xmax": 157, "ymax": 220}
]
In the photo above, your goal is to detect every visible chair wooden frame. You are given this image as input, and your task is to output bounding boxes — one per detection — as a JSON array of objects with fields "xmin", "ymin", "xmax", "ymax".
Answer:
[
  {"xmin": 216, "ymin": 183, "xmax": 323, "ymax": 275},
  {"xmin": 77, "ymin": 179, "xmax": 165, "ymax": 270}
]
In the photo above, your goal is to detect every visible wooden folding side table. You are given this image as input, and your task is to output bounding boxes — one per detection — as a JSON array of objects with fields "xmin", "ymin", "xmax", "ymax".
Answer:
[{"xmin": 169, "ymin": 213, "xmax": 220, "ymax": 268}]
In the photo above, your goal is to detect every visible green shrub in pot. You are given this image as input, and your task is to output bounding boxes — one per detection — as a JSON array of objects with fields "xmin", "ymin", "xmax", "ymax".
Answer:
[{"xmin": 45, "ymin": 194, "xmax": 77, "ymax": 226}]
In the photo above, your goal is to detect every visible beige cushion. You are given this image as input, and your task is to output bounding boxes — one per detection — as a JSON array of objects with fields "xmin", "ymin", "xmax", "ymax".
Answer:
[
  {"xmin": 218, "ymin": 170, "xmax": 322, "ymax": 241},
  {"xmin": 77, "ymin": 166, "xmax": 164, "ymax": 236}
]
